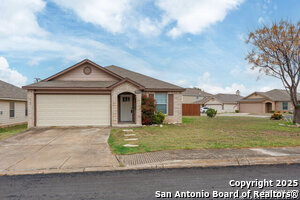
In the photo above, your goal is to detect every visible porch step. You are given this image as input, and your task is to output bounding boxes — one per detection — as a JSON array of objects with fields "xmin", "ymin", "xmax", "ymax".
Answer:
[
  {"xmin": 123, "ymin": 129, "xmax": 133, "ymax": 132},
  {"xmin": 124, "ymin": 138, "xmax": 138, "ymax": 141},
  {"xmin": 124, "ymin": 134, "xmax": 136, "ymax": 136},
  {"xmin": 123, "ymin": 144, "xmax": 139, "ymax": 147}
]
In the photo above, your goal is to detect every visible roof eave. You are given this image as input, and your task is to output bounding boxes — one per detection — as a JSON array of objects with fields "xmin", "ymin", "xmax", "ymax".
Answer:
[
  {"xmin": 22, "ymin": 87, "xmax": 112, "ymax": 90},
  {"xmin": 0, "ymin": 97, "xmax": 27, "ymax": 101},
  {"xmin": 238, "ymin": 100, "xmax": 266, "ymax": 103},
  {"xmin": 144, "ymin": 88, "xmax": 185, "ymax": 92},
  {"xmin": 108, "ymin": 78, "xmax": 145, "ymax": 90}
]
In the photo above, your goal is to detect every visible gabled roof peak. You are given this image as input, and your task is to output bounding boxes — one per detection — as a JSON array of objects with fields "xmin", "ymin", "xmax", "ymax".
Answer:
[{"xmin": 42, "ymin": 59, "xmax": 123, "ymax": 82}]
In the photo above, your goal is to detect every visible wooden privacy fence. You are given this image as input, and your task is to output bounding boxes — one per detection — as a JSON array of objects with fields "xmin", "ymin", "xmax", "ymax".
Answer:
[{"xmin": 182, "ymin": 104, "xmax": 201, "ymax": 116}]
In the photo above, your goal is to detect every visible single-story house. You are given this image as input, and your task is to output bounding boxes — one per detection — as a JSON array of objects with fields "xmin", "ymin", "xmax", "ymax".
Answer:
[
  {"xmin": 238, "ymin": 89, "xmax": 300, "ymax": 113},
  {"xmin": 0, "ymin": 80, "xmax": 27, "ymax": 127},
  {"xmin": 194, "ymin": 93, "xmax": 243, "ymax": 113},
  {"xmin": 182, "ymin": 88, "xmax": 211, "ymax": 103},
  {"xmin": 23, "ymin": 59, "xmax": 184, "ymax": 128}
]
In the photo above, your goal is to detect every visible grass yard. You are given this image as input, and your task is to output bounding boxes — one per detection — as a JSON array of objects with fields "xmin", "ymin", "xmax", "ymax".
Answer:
[
  {"xmin": 0, "ymin": 124, "xmax": 27, "ymax": 140},
  {"xmin": 109, "ymin": 116, "xmax": 300, "ymax": 155}
]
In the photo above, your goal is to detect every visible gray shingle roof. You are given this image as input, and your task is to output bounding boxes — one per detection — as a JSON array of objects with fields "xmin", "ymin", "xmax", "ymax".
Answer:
[
  {"xmin": 238, "ymin": 98, "xmax": 267, "ymax": 102},
  {"xmin": 241, "ymin": 89, "xmax": 300, "ymax": 102},
  {"xmin": 258, "ymin": 89, "xmax": 300, "ymax": 101},
  {"xmin": 0, "ymin": 80, "xmax": 27, "ymax": 101},
  {"xmin": 194, "ymin": 93, "xmax": 243, "ymax": 104},
  {"xmin": 24, "ymin": 64, "xmax": 184, "ymax": 91},
  {"xmin": 213, "ymin": 93, "xmax": 244, "ymax": 103},
  {"xmin": 182, "ymin": 88, "xmax": 212, "ymax": 97},
  {"xmin": 193, "ymin": 97, "xmax": 210, "ymax": 104},
  {"xmin": 24, "ymin": 81, "xmax": 117, "ymax": 88},
  {"xmin": 105, "ymin": 65, "xmax": 183, "ymax": 90}
]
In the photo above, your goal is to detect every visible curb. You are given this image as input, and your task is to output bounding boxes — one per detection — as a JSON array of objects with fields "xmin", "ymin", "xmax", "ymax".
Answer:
[{"xmin": 1, "ymin": 155, "xmax": 300, "ymax": 176}]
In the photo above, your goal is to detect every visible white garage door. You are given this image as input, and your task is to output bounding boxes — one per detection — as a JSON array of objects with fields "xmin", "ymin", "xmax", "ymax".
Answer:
[
  {"xmin": 36, "ymin": 95, "xmax": 110, "ymax": 126},
  {"xmin": 206, "ymin": 104, "xmax": 223, "ymax": 113}
]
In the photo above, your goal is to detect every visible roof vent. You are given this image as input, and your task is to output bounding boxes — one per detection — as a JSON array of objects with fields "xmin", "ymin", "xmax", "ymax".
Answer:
[{"xmin": 34, "ymin": 78, "xmax": 41, "ymax": 83}]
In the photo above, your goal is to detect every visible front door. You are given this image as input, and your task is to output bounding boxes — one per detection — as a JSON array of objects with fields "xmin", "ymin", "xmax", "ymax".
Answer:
[
  {"xmin": 265, "ymin": 103, "xmax": 272, "ymax": 113},
  {"xmin": 120, "ymin": 94, "xmax": 133, "ymax": 122}
]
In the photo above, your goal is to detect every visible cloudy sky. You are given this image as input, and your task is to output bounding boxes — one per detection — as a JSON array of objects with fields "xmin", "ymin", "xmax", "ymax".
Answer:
[{"xmin": 0, "ymin": 0, "xmax": 299, "ymax": 95}]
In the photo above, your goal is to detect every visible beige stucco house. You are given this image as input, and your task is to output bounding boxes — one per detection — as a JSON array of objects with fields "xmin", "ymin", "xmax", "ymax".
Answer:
[
  {"xmin": 239, "ymin": 89, "xmax": 299, "ymax": 114},
  {"xmin": 194, "ymin": 93, "xmax": 243, "ymax": 113},
  {"xmin": 182, "ymin": 88, "xmax": 211, "ymax": 103},
  {"xmin": 23, "ymin": 59, "xmax": 184, "ymax": 128},
  {"xmin": 0, "ymin": 80, "xmax": 27, "ymax": 127}
]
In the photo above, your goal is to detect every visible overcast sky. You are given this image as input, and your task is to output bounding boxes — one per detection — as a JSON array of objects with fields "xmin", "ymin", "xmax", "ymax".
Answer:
[{"xmin": 0, "ymin": 0, "xmax": 299, "ymax": 95}]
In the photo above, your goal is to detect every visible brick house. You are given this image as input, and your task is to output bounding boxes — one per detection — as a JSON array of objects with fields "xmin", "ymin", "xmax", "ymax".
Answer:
[
  {"xmin": 239, "ymin": 89, "xmax": 300, "ymax": 113},
  {"xmin": 23, "ymin": 59, "xmax": 184, "ymax": 128}
]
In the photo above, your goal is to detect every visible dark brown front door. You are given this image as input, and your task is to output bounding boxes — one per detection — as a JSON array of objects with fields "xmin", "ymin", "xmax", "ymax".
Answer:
[{"xmin": 265, "ymin": 103, "xmax": 272, "ymax": 113}]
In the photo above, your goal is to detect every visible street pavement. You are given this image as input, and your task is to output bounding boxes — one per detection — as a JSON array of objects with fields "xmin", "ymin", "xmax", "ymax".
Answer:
[{"xmin": 0, "ymin": 164, "xmax": 299, "ymax": 200}]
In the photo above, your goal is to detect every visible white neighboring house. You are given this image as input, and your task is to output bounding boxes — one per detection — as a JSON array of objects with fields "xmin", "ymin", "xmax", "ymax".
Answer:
[
  {"xmin": 0, "ymin": 80, "xmax": 27, "ymax": 127},
  {"xmin": 194, "ymin": 93, "xmax": 243, "ymax": 113}
]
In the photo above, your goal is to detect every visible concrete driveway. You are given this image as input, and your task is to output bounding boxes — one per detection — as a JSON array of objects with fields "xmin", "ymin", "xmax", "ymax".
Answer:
[{"xmin": 0, "ymin": 128, "xmax": 119, "ymax": 173}]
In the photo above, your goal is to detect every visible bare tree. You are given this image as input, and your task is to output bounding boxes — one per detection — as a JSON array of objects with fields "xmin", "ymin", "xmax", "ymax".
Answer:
[{"xmin": 246, "ymin": 21, "xmax": 300, "ymax": 124}]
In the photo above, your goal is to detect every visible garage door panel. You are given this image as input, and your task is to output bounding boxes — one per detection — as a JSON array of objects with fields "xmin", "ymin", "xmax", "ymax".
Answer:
[
  {"xmin": 206, "ymin": 104, "xmax": 223, "ymax": 113},
  {"xmin": 239, "ymin": 103, "xmax": 263, "ymax": 113},
  {"xmin": 37, "ymin": 95, "xmax": 110, "ymax": 126}
]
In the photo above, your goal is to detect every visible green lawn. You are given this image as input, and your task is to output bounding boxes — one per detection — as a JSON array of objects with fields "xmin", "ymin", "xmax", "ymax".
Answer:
[
  {"xmin": 109, "ymin": 117, "xmax": 300, "ymax": 155},
  {"xmin": 0, "ymin": 124, "xmax": 27, "ymax": 140}
]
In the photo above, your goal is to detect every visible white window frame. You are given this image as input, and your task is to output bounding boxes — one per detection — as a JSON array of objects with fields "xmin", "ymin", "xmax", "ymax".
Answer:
[
  {"xmin": 155, "ymin": 93, "xmax": 168, "ymax": 115},
  {"xmin": 9, "ymin": 102, "xmax": 15, "ymax": 118},
  {"xmin": 282, "ymin": 102, "xmax": 289, "ymax": 110}
]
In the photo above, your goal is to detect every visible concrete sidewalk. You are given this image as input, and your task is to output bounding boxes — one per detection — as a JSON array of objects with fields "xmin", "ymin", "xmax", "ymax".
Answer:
[
  {"xmin": 217, "ymin": 113, "xmax": 269, "ymax": 118},
  {"xmin": 117, "ymin": 146, "xmax": 300, "ymax": 167},
  {"xmin": 217, "ymin": 113, "xmax": 293, "ymax": 120}
]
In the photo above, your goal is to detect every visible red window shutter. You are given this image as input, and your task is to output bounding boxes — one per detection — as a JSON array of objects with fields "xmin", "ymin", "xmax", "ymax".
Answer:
[{"xmin": 168, "ymin": 94, "xmax": 174, "ymax": 116}]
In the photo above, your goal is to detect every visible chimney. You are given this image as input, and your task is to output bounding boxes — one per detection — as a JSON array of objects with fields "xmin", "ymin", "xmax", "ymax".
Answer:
[{"xmin": 236, "ymin": 90, "xmax": 240, "ymax": 96}]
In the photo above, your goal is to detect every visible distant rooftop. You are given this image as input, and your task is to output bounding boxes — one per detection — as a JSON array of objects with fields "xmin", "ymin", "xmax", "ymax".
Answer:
[
  {"xmin": 182, "ymin": 88, "xmax": 212, "ymax": 97},
  {"xmin": 194, "ymin": 93, "xmax": 243, "ymax": 104},
  {"xmin": 0, "ymin": 80, "xmax": 27, "ymax": 101},
  {"xmin": 242, "ymin": 89, "xmax": 300, "ymax": 102}
]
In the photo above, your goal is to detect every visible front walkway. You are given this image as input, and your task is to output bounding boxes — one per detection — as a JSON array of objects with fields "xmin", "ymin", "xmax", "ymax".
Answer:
[{"xmin": 0, "ymin": 127, "xmax": 119, "ymax": 174}]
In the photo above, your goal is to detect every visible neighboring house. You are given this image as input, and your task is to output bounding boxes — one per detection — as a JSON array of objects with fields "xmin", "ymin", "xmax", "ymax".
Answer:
[
  {"xmin": 194, "ymin": 93, "xmax": 243, "ymax": 113},
  {"xmin": 182, "ymin": 88, "xmax": 211, "ymax": 103},
  {"xmin": 239, "ymin": 89, "xmax": 300, "ymax": 114},
  {"xmin": 23, "ymin": 59, "xmax": 184, "ymax": 128},
  {"xmin": 0, "ymin": 80, "xmax": 27, "ymax": 126}
]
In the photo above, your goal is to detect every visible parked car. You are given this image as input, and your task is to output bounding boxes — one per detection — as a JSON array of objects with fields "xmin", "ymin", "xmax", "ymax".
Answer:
[{"xmin": 201, "ymin": 107, "xmax": 210, "ymax": 113}]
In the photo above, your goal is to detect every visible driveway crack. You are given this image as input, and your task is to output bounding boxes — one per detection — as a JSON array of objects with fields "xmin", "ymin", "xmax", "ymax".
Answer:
[{"xmin": 59, "ymin": 156, "xmax": 72, "ymax": 169}]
